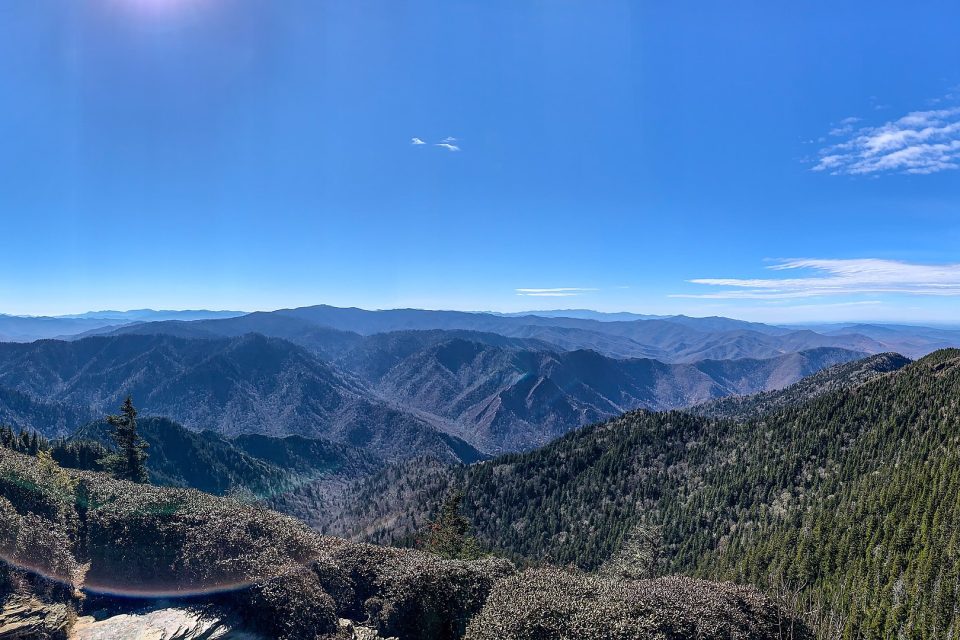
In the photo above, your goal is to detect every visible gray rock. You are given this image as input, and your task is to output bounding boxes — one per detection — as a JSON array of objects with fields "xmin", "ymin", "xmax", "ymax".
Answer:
[
  {"xmin": 0, "ymin": 597, "xmax": 71, "ymax": 640},
  {"xmin": 336, "ymin": 618, "xmax": 397, "ymax": 640},
  {"xmin": 68, "ymin": 607, "xmax": 260, "ymax": 640}
]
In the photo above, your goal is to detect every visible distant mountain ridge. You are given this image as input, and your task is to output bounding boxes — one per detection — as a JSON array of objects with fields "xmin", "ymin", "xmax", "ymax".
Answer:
[
  {"xmin": 71, "ymin": 303, "xmax": 948, "ymax": 361},
  {"xmin": 0, "ymin": 309, "xmax": 243, "ymax": 342},
  {"xmin": 336, "ymin": 332, "xmax": 866, "ymax": 453},
  {"xmin": 2, "ymin": 303, "xmax": 953, "ymax": 461},
  {"xmin": 7, "ymin": 305, "xmax": 959, "ymax": 361},
  {"xmin": 694, "ymin": 351, "xmax": 912, "ymax": 420},
  {"xmin": 0, "ymin": 333, "xmax": 482, "ymax": 463},
  {"xmin": 0, "ymin": 329, "xmax": 867, "ymax": 457},
  {"xmin": 55, "ymin": 309, "xmax": 245, "ymax": 321}
]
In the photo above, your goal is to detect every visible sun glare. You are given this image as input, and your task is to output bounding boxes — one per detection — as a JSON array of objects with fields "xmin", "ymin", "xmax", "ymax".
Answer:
[{"xmin": 110, "ymin": 0, "xmax": 196, "ymax": 16}]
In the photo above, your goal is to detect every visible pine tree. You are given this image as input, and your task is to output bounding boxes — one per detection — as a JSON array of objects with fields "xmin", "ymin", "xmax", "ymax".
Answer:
[
  {"xmin": 419, "ymin": 489, "xmax": 484, "ymax": 560},
  {"xmin": 102, "ymin": 397, "xmax": 149, "ymax": 483}
]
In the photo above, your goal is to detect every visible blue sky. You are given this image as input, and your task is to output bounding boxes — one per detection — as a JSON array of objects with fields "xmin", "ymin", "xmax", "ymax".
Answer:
[{"xmin": 1, "ymin": 0, "xmax": 959, "ymax": 322}]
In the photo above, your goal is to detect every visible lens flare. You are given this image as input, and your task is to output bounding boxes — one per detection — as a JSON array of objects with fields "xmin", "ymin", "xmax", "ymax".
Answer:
[
  {"xmin": 104, "ymin": 0, "xmax": 207, "ymax": 18},
  {"xmin": 0, "ymin": 468, "xmax": 321, "ymax": 600}
]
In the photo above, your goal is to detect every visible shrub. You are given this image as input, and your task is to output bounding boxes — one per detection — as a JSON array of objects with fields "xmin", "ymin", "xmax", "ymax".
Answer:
[
  {"xmin": 235, "ymin": 566, "xmax": 338, "ymax": 640},
  {"xmin": 465, "ymin": 567, "xmax": 810, "ymax": 640},
  {"xmin": 322, "ymin": 540, "xmax": 514, "ymax": 640}
]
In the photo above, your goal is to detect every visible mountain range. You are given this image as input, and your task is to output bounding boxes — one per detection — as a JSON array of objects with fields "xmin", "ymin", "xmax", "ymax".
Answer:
[
  {"xmin": 335, "ymin": 331, "xmax": 865, "ymax": 453},
  {"xmin": 82, "ymin": 305, "xmax": 876, "ymax": 362},
  {"xmin": 6, "ymin": 305, "xmax": 960, "ymax": 361},
  {"xmin": 0, "ymin": 330, "xmax": 866, "ymax": 459},
  {"xmin": 2, "ymin": 303, "xmax": 959, "ymax": 463},
  {"xmin": 2, "ymin": 306, "xmax": 959, "ymax": 637},
  {"xmin": 0, "ymin": 333, "xmax": 480, "ymax": 464}
]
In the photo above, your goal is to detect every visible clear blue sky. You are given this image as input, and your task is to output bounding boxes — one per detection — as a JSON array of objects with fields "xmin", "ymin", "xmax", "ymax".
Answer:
[{"xmin": 2, "ymin": 0, "xmax": 959, "ymax": 322}]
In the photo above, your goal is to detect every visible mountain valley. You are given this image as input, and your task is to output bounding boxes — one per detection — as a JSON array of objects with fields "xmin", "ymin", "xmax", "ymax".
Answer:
[{"xmin": 2, "ymin": 307, "xmax": 960, "ymax": 639}]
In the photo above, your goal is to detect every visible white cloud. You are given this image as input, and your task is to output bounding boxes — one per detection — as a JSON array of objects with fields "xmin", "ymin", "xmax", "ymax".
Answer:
[
  {"xmin": 674, "ymin": 258, "xmax": 960, "ymax": 300},
  {"xmin": 516, "ymin": 287, "xmax": 598, "ymax": 297},
  {"xmin": 829, "ymin": 116, "xmax": 861, "ymax": 136},
  {"xmin": 813, "ymin": 104, "xmax": 960, "ymax": 175},
  {"xmin": 413, "ymin": 136, "xmax": 461, "ymax": 151}
]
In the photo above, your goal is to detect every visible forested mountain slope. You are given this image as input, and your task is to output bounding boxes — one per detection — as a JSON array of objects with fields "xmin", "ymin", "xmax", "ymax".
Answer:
[
  {"xmin": 694, "ymin": 351, "xmax": 911, "ymax": 420},
  {"xmin": 68, "ymin": 416, "xmax": 374, "ymax": 498},
  {"xmin": 330, "ymin": 349, "xmax": 960, "ymax": 638},
  {"xmin": 0, "ymin": 387, "xmax": 95, "ymax": 437},
  {"xmin": 339, "ymin": 335, "xmax": 865, "ymax": 453},
  {"xmin": 0, "ymin": 331, "xmax": 864, "ymax": 458},
  {"xmin": 0, "ymin": 334, "xmax": 479, "ymax": 463}
]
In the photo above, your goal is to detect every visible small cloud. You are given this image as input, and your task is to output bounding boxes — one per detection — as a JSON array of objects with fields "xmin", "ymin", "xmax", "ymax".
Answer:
[
  {"xmin": 674, "ymin": 258, "xmax": 960, "ymax": 300},
  {"xmin": 516, "ymin": 287, "xmax": 598, "ymax": 297},
  {"xmin": 441, "ymin": 136, "xmax": 458, "ymax": 143},
  {"xmin": 411, "ymin": 137, "xmax": 426, "ymax": 145},
  {"xmin": 829, "ymin": 116, "xmax": 862, "ymax": 137},
  {"xmin": 435, "ymin": 142, "xmax": 460, "ymax": 151},
  {"xmin": 812, "ymin": 98, "xmax": 960, "ymax": 175}
]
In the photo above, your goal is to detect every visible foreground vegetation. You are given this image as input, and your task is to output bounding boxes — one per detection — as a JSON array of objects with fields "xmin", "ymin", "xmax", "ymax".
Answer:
[
  {"xmin": 334, "ymin": 350, "xmax": 960, "ymax": 639},
  {"xmin": 0, "ymin": 441, "xmax": 803, "ymax": 639}
]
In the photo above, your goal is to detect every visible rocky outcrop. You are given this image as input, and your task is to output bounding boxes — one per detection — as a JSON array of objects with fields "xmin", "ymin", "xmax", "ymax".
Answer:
[
  {"xmin": 336, "ymin": 619, "xmax": 396, "ymax": 640},
  {"xmin": 68, "ymin": 606, "xmax": 254, "ymax": 640},
  {"xmin": 0, "ymin": 597, "xmax": 72, "ymax": 640}
]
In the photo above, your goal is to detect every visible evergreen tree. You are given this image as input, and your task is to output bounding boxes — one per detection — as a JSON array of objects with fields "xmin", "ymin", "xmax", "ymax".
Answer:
[
  {"xmin": 419, "ymin": 489, "xmax": 484, "ymax": 560},
  {"xmin": 51, "ymin": 439, "xmax": 109, "ymax": 472},
  {"xmin": 0, "ymin": 425, "xmax": 12, "ymax": 448},
  {"xmin": 102, "ymin": 397, "xmax": 149, "ymax": 483}
]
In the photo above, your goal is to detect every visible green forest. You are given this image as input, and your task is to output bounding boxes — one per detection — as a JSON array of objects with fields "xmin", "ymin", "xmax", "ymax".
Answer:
[{"xmin": 338, "ymin": 349, "xmax": 960, "ymax": 639}]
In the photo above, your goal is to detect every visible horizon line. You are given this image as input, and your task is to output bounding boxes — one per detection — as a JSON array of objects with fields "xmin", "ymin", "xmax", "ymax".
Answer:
[{"xmin": 2, "ymin": 305, "xmax": 958, "ymax": 329}]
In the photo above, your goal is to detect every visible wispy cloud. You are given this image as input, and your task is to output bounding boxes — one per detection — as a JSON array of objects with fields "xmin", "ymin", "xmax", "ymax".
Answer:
[
  {"xmin": 411, "ymin": 136, "xmax": 460, "ymax": 151},
  {"xmin": 516, "ymin": 287, "xmax": 598, "ymax": 297},
  {"xmin": 813, "ymin": 103, "xmax": 960, "ymax": 175},
  {"xmin": 828, "ymin": 116, "xmax": 861, "ymax": 136},
  {"xmin": 674, "ymin": 258, "xmax": 960, "ymax": 300}
]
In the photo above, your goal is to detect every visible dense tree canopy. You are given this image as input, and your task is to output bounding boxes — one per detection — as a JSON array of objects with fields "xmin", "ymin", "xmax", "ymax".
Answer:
[{"xmin": 337, "ymin": 350, "xmax": 960, "ymax": 639}]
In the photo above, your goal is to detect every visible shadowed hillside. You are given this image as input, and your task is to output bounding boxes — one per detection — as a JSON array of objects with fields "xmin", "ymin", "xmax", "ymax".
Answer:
[
  {"xmin": 0, "ymin": 334, "xmax": 480, "ymax": 463},
  {"xmin": 0, "ymin": 332, "xmax": 867, "ymax": 458}
]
